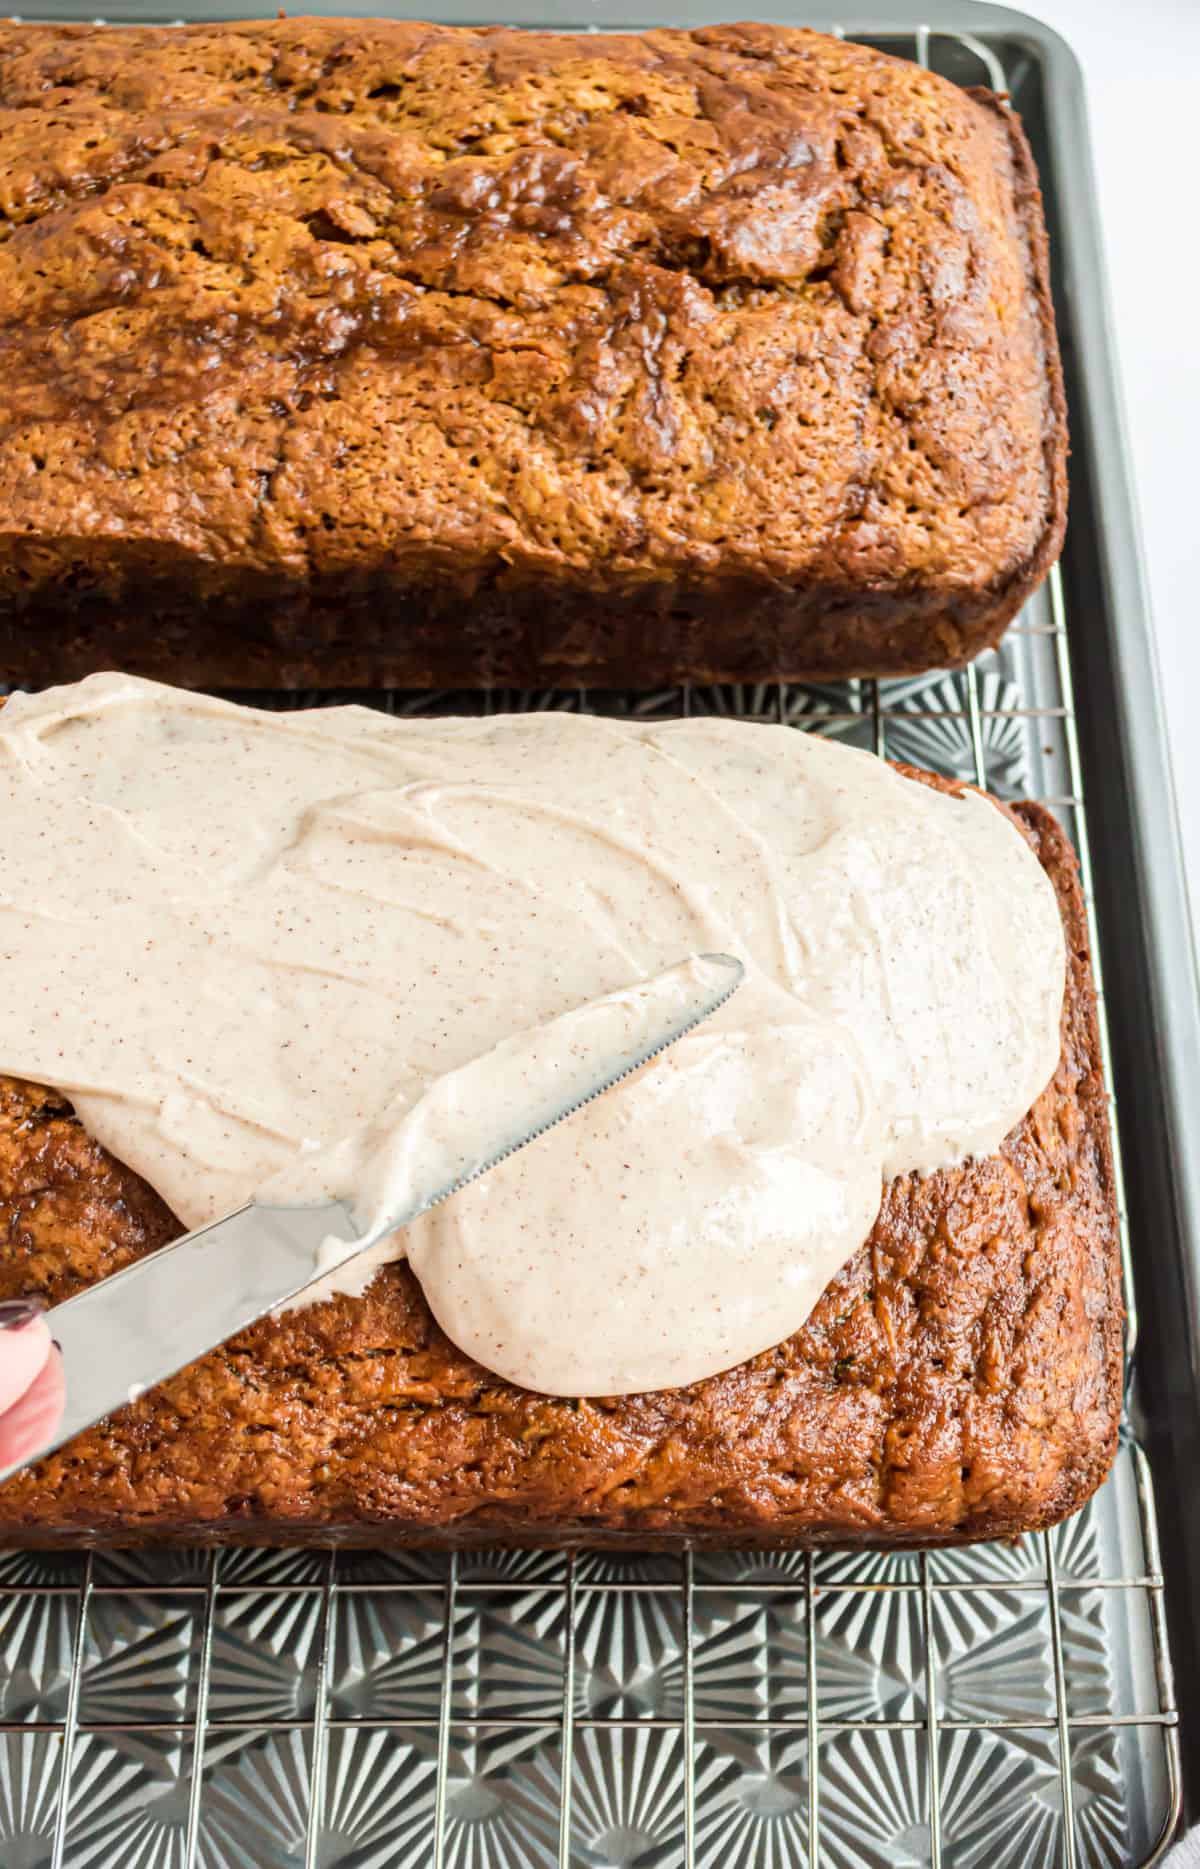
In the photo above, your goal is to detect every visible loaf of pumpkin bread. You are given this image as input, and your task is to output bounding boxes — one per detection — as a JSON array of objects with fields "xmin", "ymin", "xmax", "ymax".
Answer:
[
  {"xmin": 0, "ymin": 784, "xmax": 1120, "ymax": 1548},
  {"xmin": 0, "ymin": 19, "xmax": 1066, "ymax": 688}
]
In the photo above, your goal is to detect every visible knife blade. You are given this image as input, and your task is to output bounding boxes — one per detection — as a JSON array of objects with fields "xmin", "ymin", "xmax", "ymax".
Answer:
[{"xmin": 1, "ymin": 951, "xmax": 743, "ymax": 1481}]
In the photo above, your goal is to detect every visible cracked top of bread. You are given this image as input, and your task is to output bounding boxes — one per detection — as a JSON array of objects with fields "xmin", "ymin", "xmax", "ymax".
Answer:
[{"xmin": 0, "ymin": 19, "xmax": 1065, "ymax": 687}]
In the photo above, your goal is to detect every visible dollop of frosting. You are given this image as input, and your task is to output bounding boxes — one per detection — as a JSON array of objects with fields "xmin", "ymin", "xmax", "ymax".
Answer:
[{"xmin": 0, "ymin": 674, "xmax": 1064, "ymax": 1394}]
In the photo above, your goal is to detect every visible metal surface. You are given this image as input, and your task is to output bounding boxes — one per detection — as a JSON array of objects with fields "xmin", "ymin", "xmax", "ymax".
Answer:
[
  {"xmin": 0, "ymin": 6, "xmax": 1194, "ymax": 1864},
  {"xmin": 5, "ymin": 954, "xmax": 742, "ymax": 1487}
]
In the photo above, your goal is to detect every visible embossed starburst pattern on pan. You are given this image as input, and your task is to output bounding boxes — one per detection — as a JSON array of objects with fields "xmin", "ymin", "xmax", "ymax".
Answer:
[{"xmin": 0, "ymin": 19, "xmax": 1182, "ymax": 1867}]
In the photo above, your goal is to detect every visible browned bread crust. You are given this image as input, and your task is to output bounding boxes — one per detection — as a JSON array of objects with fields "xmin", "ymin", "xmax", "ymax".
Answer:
[
  {"xmin": 0, "ymin": 781, "xmax": 1120, "ymax": 1549},
  {"xmin": 0, "ymin": 19, "xmax": 1066, "ymax": 688}
]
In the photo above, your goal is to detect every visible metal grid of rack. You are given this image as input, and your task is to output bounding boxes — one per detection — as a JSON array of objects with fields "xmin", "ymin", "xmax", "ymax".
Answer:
[{"xmin": 0, "ymin": 15, "xmax": 1182, "ymax": 1867}]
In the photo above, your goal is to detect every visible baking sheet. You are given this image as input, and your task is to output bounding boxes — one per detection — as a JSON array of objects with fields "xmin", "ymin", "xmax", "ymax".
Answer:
[{"xmin": 0, "ymin": 6, "xmax": 1195, "ymax": 1861}]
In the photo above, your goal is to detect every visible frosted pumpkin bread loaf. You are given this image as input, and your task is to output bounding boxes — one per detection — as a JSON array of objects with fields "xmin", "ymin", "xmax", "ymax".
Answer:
[{"xmin": 0, "ymin": 679, "xmax": 1117, "ymax": 1547}]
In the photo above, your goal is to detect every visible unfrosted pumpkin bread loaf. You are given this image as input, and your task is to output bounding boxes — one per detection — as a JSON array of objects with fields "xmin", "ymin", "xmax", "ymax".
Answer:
[
  {"xmin": 0, "ymin": 787, "xmax": 1120, "ymax": 1549},
  {"xmin": 0, "ymin": 19, "xmax": 1066, "ymax": 689}
]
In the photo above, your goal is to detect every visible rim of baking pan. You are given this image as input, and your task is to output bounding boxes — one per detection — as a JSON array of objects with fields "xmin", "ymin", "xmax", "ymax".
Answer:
[
  {"xmin": 6, "ymin": 0, "xmax": 1200, "ymax": 1831},
  {"xmin": 959, "ymin": 1, "xmax": 1200, "ymax": 1816}
]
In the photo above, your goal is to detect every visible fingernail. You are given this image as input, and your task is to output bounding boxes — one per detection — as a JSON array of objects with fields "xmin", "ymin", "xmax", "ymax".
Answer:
[{"xmin": 0, "ymin": 1298, "xmax": 44, "ymax": 1331}]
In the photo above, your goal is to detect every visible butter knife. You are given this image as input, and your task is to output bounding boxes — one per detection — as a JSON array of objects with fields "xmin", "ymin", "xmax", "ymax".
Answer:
[{"xmin": 0, "ymin": 952, "xmax": 743, "ymax": 1481}]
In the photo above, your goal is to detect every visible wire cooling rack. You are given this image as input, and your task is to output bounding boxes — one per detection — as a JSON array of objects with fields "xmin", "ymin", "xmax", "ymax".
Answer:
[{"xmin": 0, "ymin": 14, "xmax": 1183, "ymax": 1868}]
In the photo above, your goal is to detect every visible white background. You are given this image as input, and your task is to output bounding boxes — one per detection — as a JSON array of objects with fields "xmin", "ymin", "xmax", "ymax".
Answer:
[{"xmin": 1023, "ymin": 0, "xmax": 1200, "ymax": 945}]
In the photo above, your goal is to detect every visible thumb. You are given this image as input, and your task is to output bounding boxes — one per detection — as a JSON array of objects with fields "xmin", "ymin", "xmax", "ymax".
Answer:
[
  {"xmin": 0, "ymin": 1348, "xmax": 65, "ymax": 1473},
  {"xmin": 0, "ymin": 1310, "xmax": 53, "ymax": 1417}
]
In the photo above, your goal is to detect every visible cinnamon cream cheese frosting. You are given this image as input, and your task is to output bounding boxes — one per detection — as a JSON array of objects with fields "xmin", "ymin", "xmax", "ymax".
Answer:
[{"xmin": 0, "ymin": 674, "xmax": 1065, "ymax": 1395}]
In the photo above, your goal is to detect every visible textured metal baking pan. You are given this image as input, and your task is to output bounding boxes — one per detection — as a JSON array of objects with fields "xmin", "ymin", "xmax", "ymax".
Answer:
[{"xmin": 1, "ymin": 5, "xmax": 1196, "ymax": 1863}]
